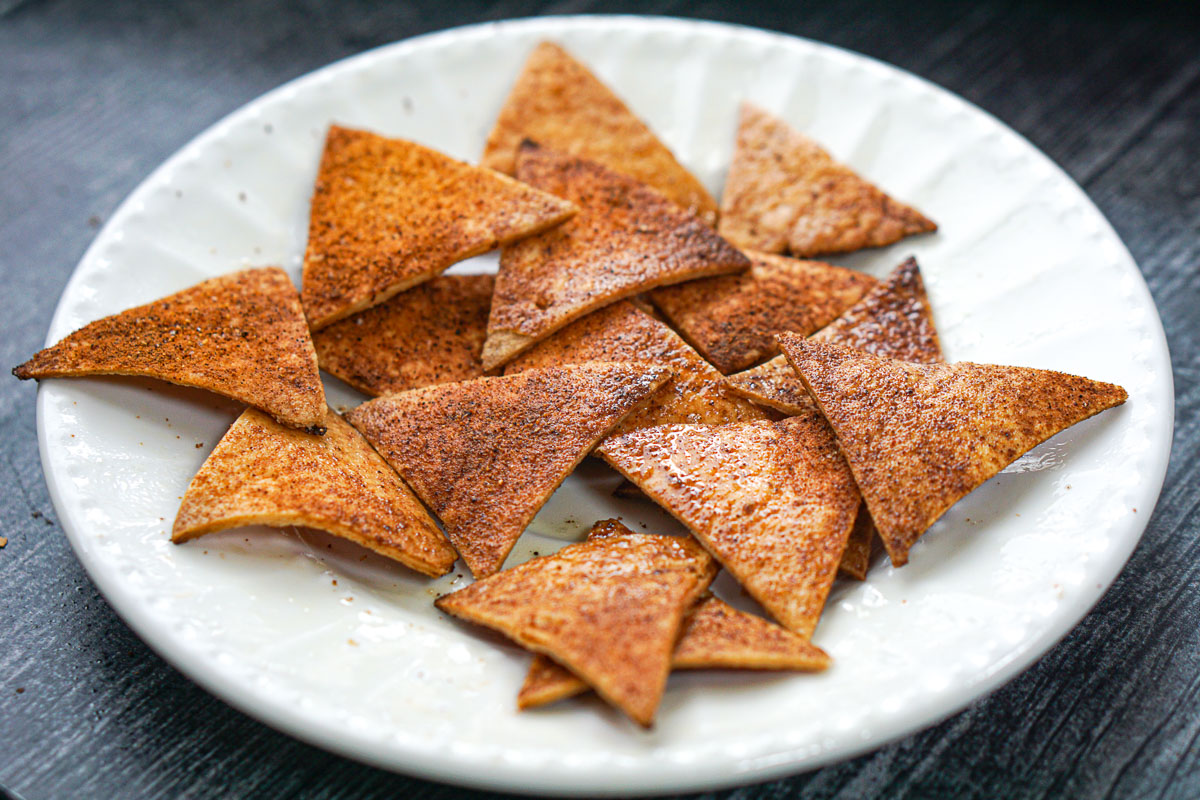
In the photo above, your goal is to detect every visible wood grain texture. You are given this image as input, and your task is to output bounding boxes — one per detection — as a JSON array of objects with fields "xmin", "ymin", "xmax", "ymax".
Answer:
[{"xmin": 1, "ymin": 1, "xmax": 1197, "ymax": 798}]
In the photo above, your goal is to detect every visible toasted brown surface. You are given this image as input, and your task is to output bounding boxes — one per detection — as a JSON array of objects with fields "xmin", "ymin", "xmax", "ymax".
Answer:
[
  {"xmin": 651, "ymin": 251, "xmax": 876, "ymax": 373},
  {"xmin": 726, "ymin": 257, "xmax": 943, "ymax": 414},
  {"xmin": 506, "ymin": 300, "xmax": 769, "ymax": 434},
  {"xmin": 598, "ymin": 416, "xmax": 861, "ymax": 636},
  {"xmin": 436, "ymin": 519, "xmax": 717, "ymax": 727},
  {"xmin": 172, "ymin": 408, "xmax": 456, "ymax": 577},
  {"xmin": 480, "ymin": 41, "xmax": 718, "ymax": 225},
  {"xmin": 313, "ymin": 274, "xmax": 494, "ymax": 396},
  {"xmin": 13, "ymin": 267, "xmax": 325, "ymax": 431},
  {"xmin": 346, "ymin": 363, "xmax": 671, "ymax": 578},
  {"xmin": 519, "ymin": 593, "xmax": 830, "ymax": 709},
  {"xmin": 837, "ymin": 506, "xmax": 875, "ymax": 581},
  {"xmin": 518, "ymin": 654, "xmax": 590, "ymax": 709},
  {"xmin": 782, "ymin": 338, "xmax": 1128, "ymax": 565},
  {"xmin": 719, "ymin": 103, "xmax": 936, "ymax": 257},
  {"xmin": 301, "ymin": 126, "xmax": 575, "ymax": 330},
  {"xmin": 482, "ymin": 144, "xmax": 750, "ymax": 369},
  {"xmin": 673, "ymin": 594, "xmax": 830, "ymax": 670}
]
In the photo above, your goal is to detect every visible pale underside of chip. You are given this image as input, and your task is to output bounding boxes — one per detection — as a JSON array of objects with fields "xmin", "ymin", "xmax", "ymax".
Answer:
[{"xmin": 172, "ymin": 407, "xmax": 457, "ymax": 577}]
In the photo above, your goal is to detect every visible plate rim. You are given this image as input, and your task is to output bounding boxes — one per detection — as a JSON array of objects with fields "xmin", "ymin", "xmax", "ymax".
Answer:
[{"xmin": 33, "ymin": 14, "xmax": 1176, "ymax": 796}]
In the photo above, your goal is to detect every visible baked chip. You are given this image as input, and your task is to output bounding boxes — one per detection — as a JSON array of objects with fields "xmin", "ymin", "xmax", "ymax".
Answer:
[
  {"xmin": 482, "ymin": 144, "xmax": 750, "ymax": 369},
  {"xmin": 173, "ymin": 407, "xmax": 456, "ymax": 577},
  {"xmin": 727, "ymin": 256, "xmax": 942, "ymax": 414},
  {"xmin": 506, "ymin": 300, "xmax": 769, "ymax": 434},
  {"xmin": 435, "ymin": 519, "xmax": 717, "ymax": 727},
  {"xmin": 346, "ymin": 362, "xmax": 671, "ymax": 578},
  {"xmin": 838, "ymin": 507, "xmax": 875, "ymax": 581},
  {"xmin": 313, "ymin": 274, "xmax": 493, "ymax": 396},
  {"xmin": 13, "ymin": 267, "xmax": 326, "ymax": 432},
  {"xmin": 598, "ymin": 416, "xmax": 861, "ymax": 636},
  {"xmin": 518, "ymin": 593, "xmax": 831, "ymax": 710},
  {"xmin": 719, "ymin": 103, "xmax": 936, "ymax": 257},
  {"xmin": 481, "ymin": 41, "xmax": 718, "ymax": 225},
  {"xmin": 301, "ymin": 126, "xmax": 576, "ymax": 330},
  {"xmin": 650, "ymin": 251, "xmax": 877, "ymax": 373},
  {"xmin": 781, "ymin": 338, "xmax": 1128, "ymax": 565}
]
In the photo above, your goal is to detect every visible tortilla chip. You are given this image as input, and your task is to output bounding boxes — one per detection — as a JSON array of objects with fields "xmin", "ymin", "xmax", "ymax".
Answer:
[
  {"xmin": 781, "ymin": 338, "xmax": 1128, "ymax": 565},
  {"xmin": 726, "ymin": 256, "xmax": 942, "ymax": 414},
  {"xmin": 313, "ymin": 274, "xmax": 493, "ymax": 396},
  {"xmin": 505, "ymin": 300, "xmax": 769, "ymax": 434},
  {"xmin": 481, "ymin": 41, "xmax": 718, "ymax": 225},
  {"xmin": 719, "ymin": 103, "xmax": 936, "ymax": 257},
  {"xmin": 838, "ymin": 507, "xmax": 875, "ymax": 581},
  {"xmin": 173, "ymin": 407, "xmax": 456, "ymax": 577},
  {"xmin": 481, "ymin": 144, "xmax": 750, "ymax": 369},
  {"xmin": 346, "ymin": 362, "xmax": 671, "ymax": 578},
  {"xmin": 301, "ymin": 126, "xmax": 576, "ymax": 330},
  {"xmin": 650, "ymin": 251, "xmax": 876, "ymax": 373},
  {"xmin": 598, "ymin": 416, "xmax": 861, "ymax": 636},
  {"xmin": 436, "ymin": 519, "xmax": 716, "ymax": 727},
  {"xmin": 13, "ymin": 267, "xmax": 326, "ymax": 432},
  {"xmin": 518, "ymin": 593, "xmax": 830, "ymax": 709}
]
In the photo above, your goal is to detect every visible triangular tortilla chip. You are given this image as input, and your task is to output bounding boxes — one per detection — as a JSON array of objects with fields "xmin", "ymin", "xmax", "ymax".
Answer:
[
  {"xmin": 301, "ymin": 125, "xmax": 576, "ymax": 330},
  {"xmin": 173, "ymin": 407, "xmax": 456, "ymax": 577},
  {"xmin": 435, "ymin": 519, "xmax": 717, "ymax": 727},
  {"xmin": 346, "ymin": 362, "xmax": 671, "ymax": 578},
  {"xmin": 481, "ymin": 41, "xmax": 718, "ymax": 225},
  {"xmin": 13, "ymin": 267, "xmax": 326, "ymax": 432},
  {"xmin": 727, "ymin": 256, "xmax": 942, "ymax": 414},
  {"xmin": 313, "ymin": 274, "xmax": 493, "ymax": 396},
  {"xmin": 837, "ymin": 507, "xmax": 875, "ymax": 581},
  {"xmin": 505, "ymin": 300, "xmax": 769, "ymax": 434},
  {"xmin": 598, "ymin": 416, "xmax": 861, "ymax": 636},
  {"xmin": 482, "ymin": 144, "xmax": 750, "ymax": 369},
  {"xmin": 650, "ymin": 251, "xmax": 877, "ymax": 373},
  {"xmin": 719, "ymin": 103, "xmax": 936, "ymax": 257},
  {"xmin": 518, "ymin": 593, "xmax": 830, "ymax": 709},
  {"xmin": 781, "ymin": 338, "xmax": 1128, "ymax": 565}
]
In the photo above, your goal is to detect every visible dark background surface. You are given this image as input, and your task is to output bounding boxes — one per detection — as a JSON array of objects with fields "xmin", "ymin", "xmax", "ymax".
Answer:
[{"xmin": 2, "ymin": 1, "xmax": 1198, "ymax": 798}]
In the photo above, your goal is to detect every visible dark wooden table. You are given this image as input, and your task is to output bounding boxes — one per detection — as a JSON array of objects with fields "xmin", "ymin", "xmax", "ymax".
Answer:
[{"xmin": 2, "ymin": 1, "xmax": 1198, "ymax": 798}]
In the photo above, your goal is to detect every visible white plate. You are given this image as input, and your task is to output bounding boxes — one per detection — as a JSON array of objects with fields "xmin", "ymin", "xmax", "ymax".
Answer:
[{"xmin": 36, "ymin": 15, "xmax": 1173, "ymax": 796}]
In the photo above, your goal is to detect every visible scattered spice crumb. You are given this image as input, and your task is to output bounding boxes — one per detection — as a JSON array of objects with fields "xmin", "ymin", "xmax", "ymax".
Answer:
[
  {"xmin": 195, "ymin": 443, "xmax": 204, "ymax": 449},
  {"xmin": 347, "ymin": 639, "xmax": 358, "ymax": 646},
  {"xmin": 0, "ymin": 537, "xmax": 7, "ymax": 548},
  {"xmin": 332, "ymin": 579, "xmax": 338, "ymax": 586},
  {"xmin": 15, "ymin": 688, "xmax": 23, "ymax": 694},
  {"xmin": 31, "ymin": 511, "xmax": 41, "ymax": 519}
]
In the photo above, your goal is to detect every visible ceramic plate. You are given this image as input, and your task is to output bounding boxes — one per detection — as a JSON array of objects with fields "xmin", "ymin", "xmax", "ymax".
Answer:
[{"xmin": 35, "ymin": 15, "xmax": 1173, "ymax": 796}]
